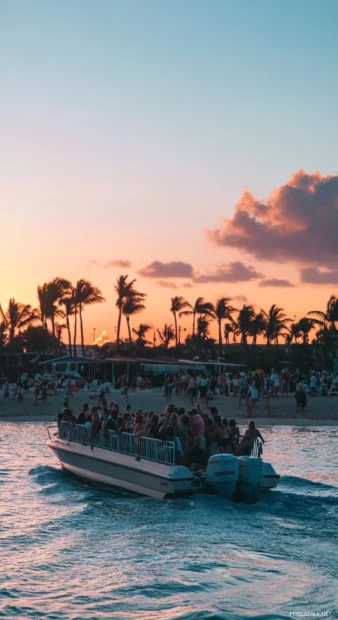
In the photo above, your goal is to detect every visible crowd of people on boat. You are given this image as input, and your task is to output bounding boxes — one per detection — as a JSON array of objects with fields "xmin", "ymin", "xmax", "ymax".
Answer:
[{"xmin": 57, "ymin": 398, "xmax": 265, "ymax": 467}]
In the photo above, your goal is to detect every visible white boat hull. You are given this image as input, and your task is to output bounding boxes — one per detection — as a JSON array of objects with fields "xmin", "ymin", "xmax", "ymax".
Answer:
[{"xmin": 46, "ymin": 439, "xmax": 201, "ymax": 499}]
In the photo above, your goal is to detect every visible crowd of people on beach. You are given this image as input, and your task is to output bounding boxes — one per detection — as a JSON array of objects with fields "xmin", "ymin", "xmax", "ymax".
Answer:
[
  {"xmin": 162, "ymin": 367, "xmax": 338, "ymax": 414},
  {"xmin": 57, "ymin": 396, "xmax": 265, "ymax": 467},
  {"xmin": 1, "ymin": 366, "xmax": 338, "ymax": 416}
]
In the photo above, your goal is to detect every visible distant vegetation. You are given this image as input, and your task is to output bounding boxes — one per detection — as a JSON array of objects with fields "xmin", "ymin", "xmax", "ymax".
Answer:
[{"xmin": 0, "ymin": 274, "xmax": 338, "ymax": 370}]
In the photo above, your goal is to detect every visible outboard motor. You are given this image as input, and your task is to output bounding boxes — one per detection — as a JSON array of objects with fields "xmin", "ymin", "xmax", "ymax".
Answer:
[
  {"xmin": 261, "ymin": 461, "xmax": 280, "ymax": 490},
  {"xmin": 206, "ymin": 454, "xmax": 239, "ymax": 499},
  {"xmin": 237, "ymin": 456, "xmax": 263, "ymax": 503}
]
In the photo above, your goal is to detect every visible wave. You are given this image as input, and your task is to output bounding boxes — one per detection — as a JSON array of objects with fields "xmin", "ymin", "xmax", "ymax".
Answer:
[{"xmin": 280, "ymin": 475, "xmax": 338, "ymax": 491}]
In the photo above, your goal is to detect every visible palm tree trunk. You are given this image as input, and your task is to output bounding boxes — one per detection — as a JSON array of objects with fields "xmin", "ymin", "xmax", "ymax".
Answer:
[
  {"xmin": 173, "ymin": 312, "xmax": 178, "ymax": 348},
  {"xmin": 73, "ymin": 306, "xmax": 77, "ymax": 357},
  {"xmin": 66, "ymin": 313, "xmax": 72, "ymax": 356},
  {"xmin": 126, "ymin": 315, "xmax": 132, "ymax": 350},
  {"xmin": 79, "ymin": 304, "xmax": 85, "ymax": 356},
  {"xmin": 116, "ymin": 307, "xmax": 122, "ymax": 352},
  {"xmin": 218, "ymin": 319, "xmax": 222, "ymax": 354},
  {"xmin": 192, "ymin": 312, "xmax": 196, "ymax": 336},
  {"xmin": 51, "ymin": 314, "xmax": 55, "ymax": 337}
]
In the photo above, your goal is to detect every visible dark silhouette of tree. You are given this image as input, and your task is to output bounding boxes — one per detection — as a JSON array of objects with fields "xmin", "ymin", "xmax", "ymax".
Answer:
[
  {"xmin": 262, "ymin": 304, "xmax": 291, "ymax": 344},
  {"xmin": 179, "ymin": 297, "xmax": 214, "ymax": 336},
  {"xmin": 114, "ymin": 275, "xmax": 144, "ymax": 352},
  {"xmin": 74, "ymin": 279, "xmax": 105, "ymax": 355},
  {"xmin": 157, "ymin": 324, "xmax": 175, "ymax": 351},
  {"xmin": 122, "ymin": 294, "xmax": 146, "ymax": 350},
  {"xmin": 0, "ymin": 299, "xmax": 38, "ymax": 343},
  {"xmin": 170, "ymin": 296, "xmax": 189, "ymax": 347},
  {"xmin": 211, "ymin": 297, "xmax": 237, "ymax": 352}
]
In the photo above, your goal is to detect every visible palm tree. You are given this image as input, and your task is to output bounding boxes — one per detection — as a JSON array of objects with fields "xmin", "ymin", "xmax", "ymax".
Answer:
[
  {"xmin": 295, "ymin": 317, "xmax": 316, "ymax": 344},
  {"xmin": 0, "ymin": 321, "xmax": 6, "ymax": 349},
  {"xmin": 170, "ymin": 296, "xmax": 189, "ymax": 347},
  {"xmin": 211, "ymin": 297, "xmax": 237, "ymax": 352},
  {"xmin": 197, "ymin": 316, "xmax": 210, "ymax": 339},
  {"xmin": 114, "ymin": 275, "xmax": 144, "ymax": 351},
  {"xmin": 0, "ymin": 299, "xmax": 38, "ymax": 343},
  {"xmin": 157, "ymin": 324, "xmax": 175, "ymax": 351},
  {"xmin": 289, "ymin": 321, "xmax": 301, "ymax": 344},
  {"xmin": 179, "ymin": 297, "xmax": 214, "ymax": 336},
  {"xmin": 60, "ymin": 294, "xmax": 75, "ymax": 356},
  {"xmin": 250, "ymin": 312, "xmax": 266, "ymax": 345},
  {"xmin": 308, "ymin": 295, "xmax": 338, "ymax": 330},
  {"xmin": 74, "ymin": 279, "xmax": 105, "ymax": 355},
  {"xmin": 224, "ymin": 322, "xmax": 234, "ymax": 346},
  {"xmin": 237, "ymin": 305, "xmax": 255, "ymax": 346},
  {"xmin": 262, "ymin": 304, "xmax": 291, "ymax": 344},
  {"xmin": 122, "ymin": 294, "xmax": 146, "ymax": 350},
  {"xmin": 37, "ymin": 278, "xmax": 72, "ymax": 336},
  {"xmin": 133, "ymin": 323, "xmax": 152, "ymax": 350}
]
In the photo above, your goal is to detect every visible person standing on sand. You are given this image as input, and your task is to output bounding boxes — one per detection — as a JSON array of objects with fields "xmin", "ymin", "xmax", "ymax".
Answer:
[
  {"xmin": 264, "ymin": 388, "xmax": 272, "ymax": 416},
  {"xmin": 33, "ymin": 380, "xmax": 40, "ymax": 405}
]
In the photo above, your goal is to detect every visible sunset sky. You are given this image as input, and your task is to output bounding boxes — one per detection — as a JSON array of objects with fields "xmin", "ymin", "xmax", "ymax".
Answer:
[{"xmin": 2, "ymin": 0, "xmax": 338, "ymax": 344}]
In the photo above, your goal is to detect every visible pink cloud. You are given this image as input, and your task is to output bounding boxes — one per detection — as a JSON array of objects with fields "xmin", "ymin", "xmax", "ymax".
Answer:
[
  {"xmin": 138, "ymin": 261, "xmax": 193, "ymax": 278},
  {"xmin": 259, "ymin": 278, "xmax": 295, "ymax": 288},
  {"xmin": 193, "ymin": 261, "xmax": 263, "ymax": 283},
  {"xmin": 104, "ymin": 260, "xmax": 131, "ymax": 268},
  {"xmin": 207, "ymin": 170, "xmax": 338, "ymax": 267},
  {"xmin": 300, "ymin": 267, "xmax": 338, "ymax": 284},
  {"xmin": 233, "ymin": 295, "xmax": 248, "ymax": 302},
  {"xmin": 156, "ymin": 280, "xmax": 178, "ymax": 289}
]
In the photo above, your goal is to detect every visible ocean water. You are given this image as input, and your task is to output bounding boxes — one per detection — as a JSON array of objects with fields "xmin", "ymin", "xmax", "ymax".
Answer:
[{"xmin": 0, "ymin": 423, "xmax": 337, "ymax": 620}]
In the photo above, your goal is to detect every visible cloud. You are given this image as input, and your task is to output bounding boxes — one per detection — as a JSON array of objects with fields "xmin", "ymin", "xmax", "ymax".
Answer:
[
  {"xmin": 300, "ymin": 267, "xmax": 338, "ymax": 284},
  {"xmin": 104, "ymin": 259, "xmax": 132, "ymax": 268},
  {"xmin": 207, "ymin": 170, "xmax": 338, "ymax": 267},
  {"xmin": 88, "ymin": 259, "xmax": 100, "ymax": 268},
  {"xmin": 138, "ymin": 261, "xmax": 194, "ymax": 278},
  {"xmin": 233, "ymin": 295, "xmax": 248, "ymax": 302},
  {"xmin": 259, "ymin": 278, "xmax": 295, "ymax": 288},
  {"xmin": 156, "ymin": 280, "xmax": 178, "ymax": 289},
  {"xmin": 183, "ymin": 282, "xmax": 193, "ymax": 288},
  {"xmin": 193, "ymin": 261, "xmax": 263, "ymax": 283},
  {"xmin": 94, "ymin": 330, "xmax": 111, "ymax": 346}
]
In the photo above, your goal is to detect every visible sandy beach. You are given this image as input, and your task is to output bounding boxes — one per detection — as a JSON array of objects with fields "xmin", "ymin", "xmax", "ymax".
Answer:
[{"xmin": 1, "ymin": 389, "xmax": 338, "ymax": 426}]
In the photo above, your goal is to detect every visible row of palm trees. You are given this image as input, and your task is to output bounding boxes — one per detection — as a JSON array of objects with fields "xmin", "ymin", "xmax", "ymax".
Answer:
[
  {"xmin": 1, "ymin": 272, "xmax": 338, "ymax": 356},
  {"xmin": 113, "ymin": 275, "xmax": 338, "ymax": 353},
  {"xmin": 0, "ymin": 278, "xmax": 104, "ymax": 355}
]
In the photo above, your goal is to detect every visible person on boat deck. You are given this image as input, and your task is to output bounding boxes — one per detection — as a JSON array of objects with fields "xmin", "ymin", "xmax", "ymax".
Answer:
[
  {"xmin": 77, "ymin": 403, "xmax": 89, "ymax": 425},
  {"xmin": 102, "ymin": 411, "xmax": 116, "ymax": 434},
  {"xmin": 166, "ymin": 426, "xmax": 184, "ymax": 464},
  {"xmin": 210, "ymin": 415, "xmax": 225, "ymax": 455},
  {"xmin": 89, "ymin": 407, "xmax": 101, "ymax": 443},
  {"xmin": 188, "ymin": 408, "xmax": 205, "ymax": 445},
  {"xmin": 133, "ymin": 412, "xmax": 144, "ymax": 436},
  {"xmin": 236, "ymin": 420, "xmax": 264, "ymax": 456},
  {"xmin": 158, "ymin": 405, "xmax": 177, "ymax": 439},
  {"xmin": 227, "ymin": 419, "xmax": 240, "ymax": 448},
  {"xmin": 122, "ymin": 413, "xmax": 134, "ymax": 433},
  {"xmin": 147, "ymin": 414, "xmax": 160, "ymax": 439},
  {"xmin": 177, "ymin": 414, "xmax": 191, "ymax": 465},
  {"xmin": 59, "ymin": 407, "xmax": 76, "ymax": 424}
]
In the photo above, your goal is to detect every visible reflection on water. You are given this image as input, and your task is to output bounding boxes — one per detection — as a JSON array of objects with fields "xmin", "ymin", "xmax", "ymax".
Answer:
[{"xmin": 0, "ymin": 423, "xmax": 337, "ymax": 619}]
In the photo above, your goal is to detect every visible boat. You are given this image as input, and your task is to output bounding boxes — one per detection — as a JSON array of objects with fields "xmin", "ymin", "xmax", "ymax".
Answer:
[{"xmin": 46, "ymin": 422, "xmax": 280, "ymax": 501}]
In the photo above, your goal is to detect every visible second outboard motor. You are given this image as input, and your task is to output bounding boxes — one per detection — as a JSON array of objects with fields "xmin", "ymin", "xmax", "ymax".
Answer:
[
  {"xmin": 206, "ymin": 454, "xmax": 239, "ymax": 499},
  {"xmin": 237, "ymin": 456, "xmax": 263, "ymax": 503}
]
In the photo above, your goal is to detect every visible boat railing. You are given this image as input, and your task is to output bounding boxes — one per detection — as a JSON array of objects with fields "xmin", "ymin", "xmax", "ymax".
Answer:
[{"xmin": 58, "ymin": 421, "xmax": 176, "ymax": 465}]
